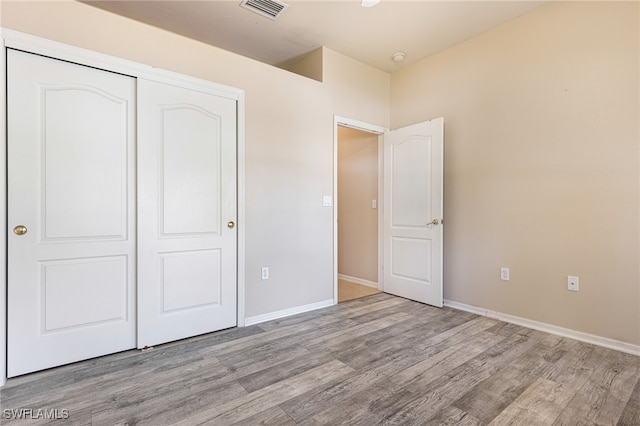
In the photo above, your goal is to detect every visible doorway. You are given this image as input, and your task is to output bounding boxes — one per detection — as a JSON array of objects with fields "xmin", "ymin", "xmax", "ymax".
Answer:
[
  {"xmin": 333, "ymin": 116, "xmax": 444, "ymax": 307},
  {"xmin": 335, "ymin": 120, "xmax": 384, "ymax": 302}
]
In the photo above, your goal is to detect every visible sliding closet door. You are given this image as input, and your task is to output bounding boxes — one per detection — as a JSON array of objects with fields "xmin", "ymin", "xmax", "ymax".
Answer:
[
  {"xmin": 7, "ymin": 49, "xmax": 137, "ymax": 377},
  {"xmin": 137, "ymin": 79, "xmax": 237, "ymax": 348}
]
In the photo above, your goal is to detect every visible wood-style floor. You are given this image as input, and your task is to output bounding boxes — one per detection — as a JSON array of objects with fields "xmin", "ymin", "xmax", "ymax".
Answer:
[{"xmin": 2, "ymin": 292, "xmax": 639, "ymax": 425}]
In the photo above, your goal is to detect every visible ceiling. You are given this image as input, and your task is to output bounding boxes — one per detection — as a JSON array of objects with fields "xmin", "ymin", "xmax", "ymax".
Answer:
[{"xmin": 83, "ymin": 0, "xmax": 549, "ymax": 73}]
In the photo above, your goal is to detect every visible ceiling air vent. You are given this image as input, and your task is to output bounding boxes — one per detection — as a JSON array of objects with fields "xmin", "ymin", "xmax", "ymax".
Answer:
[{"xmin": 240, "ymin": 0, "xmax": 288, "ymax": 20}]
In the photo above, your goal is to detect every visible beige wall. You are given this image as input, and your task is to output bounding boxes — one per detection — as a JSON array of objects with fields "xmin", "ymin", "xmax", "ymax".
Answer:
[
  {"xmin": 391, "ymin": 1, "xmax": 640, "ymax": 345},
  {"xmin": 323, "ymin": 48, "xmax": 391, "ymax": 127},
  {"xmin": 280, "ymin": 47, "xmax": 323, "ymax": 82},
  {"xmin": 0, "ymin": 1, "xmax": 390, "ymax": 319},
  {"xmin": 338, "ymin": 127, "xmax": 379, "ymax": 283}
]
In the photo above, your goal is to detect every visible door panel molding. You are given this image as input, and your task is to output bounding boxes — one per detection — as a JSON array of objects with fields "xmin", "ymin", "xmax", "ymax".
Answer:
[
  {"xmin": 42, "ymin": 84, "xmax": 130, "ymax": 242},
  {"xmin": 159, "ymin": 104, "xmax": 222, "ymax": 238},
  {"xmin": 159, "ymin": 249, "xmax": 223, "ymax": 314},
  {"xmin": 40, "ymin": 255, "xmax": 129, "ymax": 333}
]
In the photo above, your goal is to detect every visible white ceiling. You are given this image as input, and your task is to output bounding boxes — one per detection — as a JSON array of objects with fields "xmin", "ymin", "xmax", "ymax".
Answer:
[{"xmin": 83, "ymin": 0, "xmax": 549, "ymax": 73}]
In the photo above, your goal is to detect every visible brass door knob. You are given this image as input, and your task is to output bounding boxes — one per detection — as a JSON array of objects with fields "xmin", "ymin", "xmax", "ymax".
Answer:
[
  {"xmin": 13, "ymin": 225, "xmax": 28, "ymax": 235},
  {"xmin": 227, "ymin": 221, "xmax": 235, "ymax": 229},
  {"xmin": 429, "ymin": 219, "xmax": 440, "ymax": 226}
]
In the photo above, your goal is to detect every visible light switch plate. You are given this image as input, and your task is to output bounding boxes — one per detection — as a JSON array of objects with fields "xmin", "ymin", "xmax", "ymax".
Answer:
[
  {"xmin": 500, "ymin": 267, "xmax": 510, "ymax": 281},
  {"xmin": 322, "ymin": 195, "xmax": 332, "ymax": 207},
  {"xmin": 568, "ymin": 276, "xmax": 579, "ymax": 291}
]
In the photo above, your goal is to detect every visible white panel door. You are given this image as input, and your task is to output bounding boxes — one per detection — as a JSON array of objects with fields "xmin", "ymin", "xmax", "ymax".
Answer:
[
  {"xmin": 7, "ymin": 49, "xmax": 137, "ymax": 377},
  {"xmin": 383, "ymin": 118, "xmax": 444, "ymax": 306},
  {"xmin": 137, "ymin": 79, "xmax": 237, "ymax": 348}
]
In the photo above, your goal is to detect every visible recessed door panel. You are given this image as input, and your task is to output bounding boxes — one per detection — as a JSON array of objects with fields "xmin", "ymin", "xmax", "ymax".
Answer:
[
  {"xmin": 42, "ymin": 256, "xmax": 128, "ymax": 332},
  {"xmin": 7, "ymin": 49, "xmax": 136, "ymax": 377},
  {"xmin": 161, "ymin": 250, "xmax": 222, "ymax": 313},
  {"xmin": 390, "ymin": 237, "xmax": 432, "ymax": 282},
  {"xmin": 391, "ymin": 137, "xmax": 432, "ymax": 228},
  {"xmin": 43, "ymin": 86, "xmax": 128, "ymax": 241},
  {"xmin": 161, "ymin": 106, "xmax": 221, "ymax": 236}
]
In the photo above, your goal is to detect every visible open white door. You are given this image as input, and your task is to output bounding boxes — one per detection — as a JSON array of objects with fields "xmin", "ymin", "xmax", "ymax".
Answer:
[
  {"xmin": 137, "ymin": 79, "xmax": 237, "ymax": 348},
  {"xmin": 383, "ymin": 118, "xmax": 444, "ymax": 307},
  {"xmin": 7, "ymin": 50, "xmax": 137, "ymax": 376}
]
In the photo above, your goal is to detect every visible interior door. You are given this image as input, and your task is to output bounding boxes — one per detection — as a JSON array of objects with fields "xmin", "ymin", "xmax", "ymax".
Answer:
[
  {"xmin": 137, "ymin": 79, "xmax": 237, "ymax": 348},
  {"xmin": 383, "ymin": 118, "xmax": 444, "ymax": 306},
  {"xmin": 7, "ymin": 49, "xmax": 137, "ymax": 377}
]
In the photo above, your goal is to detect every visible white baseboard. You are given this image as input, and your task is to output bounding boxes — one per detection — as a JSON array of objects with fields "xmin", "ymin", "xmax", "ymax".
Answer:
[
  {"xmin": 338, "ymin": 274, "xmax": 379, "ymax": 289},
  {"xmin": 244, "ymin": 299, "xmax": 335, "ymax": 326},
  {"xmin": 444, "ymin": 299, "xmax": 640, "ymax": 357}
]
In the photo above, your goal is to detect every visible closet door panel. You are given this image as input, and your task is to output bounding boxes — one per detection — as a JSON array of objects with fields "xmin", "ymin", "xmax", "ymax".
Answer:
[
  {"xmin": 7, "ymin": 49, "xmax": 136, "ymax": 377},
  {"xmin": 137, "ymin": 78, "xmax": 237, "ymax": 347}
]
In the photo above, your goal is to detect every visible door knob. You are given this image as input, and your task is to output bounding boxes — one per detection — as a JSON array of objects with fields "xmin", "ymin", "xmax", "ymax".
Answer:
[
  {"xmin": 429, "ymin": 219, "xmax": 440, "ymax": 226},
  {"xmin": 13, "ymin": 225, "xmax": 28, "ymax": 235},
  {"xmin": 227, "ymin": 221, "xmax": 235, "ymax": 229}
]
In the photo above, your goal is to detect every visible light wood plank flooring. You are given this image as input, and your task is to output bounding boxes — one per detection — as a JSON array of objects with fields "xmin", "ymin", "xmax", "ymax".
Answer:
[
  {"xmin": 2, "ymin": 293, "xmax": 639, "ymax": 425},
  {"xmin": 338, "ymin": 278, "xmax": 381, "ymax": 302}
]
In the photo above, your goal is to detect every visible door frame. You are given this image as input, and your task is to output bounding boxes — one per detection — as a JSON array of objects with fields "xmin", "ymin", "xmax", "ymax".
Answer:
[
  {"xmin": 0, "ymin": 28, "xmax": 247, "ymax": 386},
  {"xmin": 333, "ymin": 116, "xmax": 385, "ymax": 304}
]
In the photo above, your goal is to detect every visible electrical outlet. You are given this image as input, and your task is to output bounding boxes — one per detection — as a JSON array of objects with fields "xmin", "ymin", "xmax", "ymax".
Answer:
[
  {"xmin": 500, "ymin": 267, "xmax": 510, "ymax": 281},
  {"xmin": 568, "ymin": 276, "xmax": 579, "ymax": 292},
  {"xmin": 261, "ymin": 266, "xmax": 269, "ymax": 280}
]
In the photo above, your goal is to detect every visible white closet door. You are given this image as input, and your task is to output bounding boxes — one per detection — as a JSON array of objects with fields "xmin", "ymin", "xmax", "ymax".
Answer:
[
  {"xmin": 137, "ymin": 79, "xmax": 237, "ymax": 348},
  {"xmin": 7, "ymin": 49, "xmax": 137, "ymax": 377}
]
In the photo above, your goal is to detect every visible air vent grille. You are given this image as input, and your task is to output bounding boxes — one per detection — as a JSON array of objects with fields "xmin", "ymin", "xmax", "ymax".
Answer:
[{"xmin": 240, "ymin": 0, "xmax": 289, "ymax": 20}]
